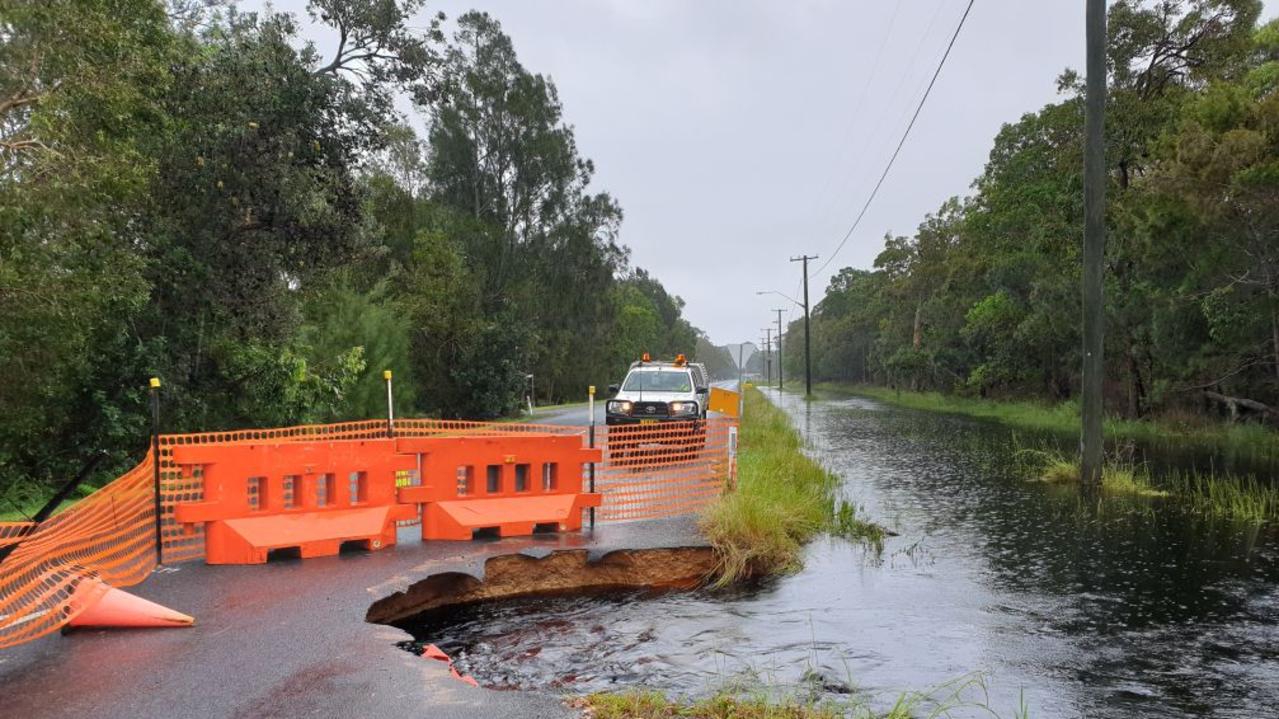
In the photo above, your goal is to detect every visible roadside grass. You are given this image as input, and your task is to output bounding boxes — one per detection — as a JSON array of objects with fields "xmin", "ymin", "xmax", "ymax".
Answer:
[
  {"xmin": 821, "ymin": 383, "xmax": 1279, "ymax": 461},
  {"xmin": 699, "ymin": 387, "xmax": 883, "ymax": 585},
  {"xmin": 580, "ymin": 672, "xmax": 1031, "ymax": 719},
  {"xmin": 582, "ymin": 691, "xmax": 842, "ymax": 719}
]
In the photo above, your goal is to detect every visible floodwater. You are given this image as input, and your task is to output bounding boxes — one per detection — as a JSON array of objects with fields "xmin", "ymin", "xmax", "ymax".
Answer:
[{"xmin": 404, "ymin": 389, "xmax": 1279, "ymax": 717}]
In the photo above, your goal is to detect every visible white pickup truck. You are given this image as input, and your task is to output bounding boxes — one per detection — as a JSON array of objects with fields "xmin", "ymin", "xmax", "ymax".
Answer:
[{"xmin": 605, "ymin": 354, "xmax": 709, "ymax": 427}]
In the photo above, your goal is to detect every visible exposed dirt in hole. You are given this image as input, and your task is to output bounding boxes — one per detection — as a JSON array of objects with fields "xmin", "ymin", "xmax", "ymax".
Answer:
[{"xmin": 366, "ymin": 547, "xmax": 716, "ymax": 626}]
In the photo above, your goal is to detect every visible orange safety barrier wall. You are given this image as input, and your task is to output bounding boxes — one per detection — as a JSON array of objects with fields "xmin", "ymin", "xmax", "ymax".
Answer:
[
  {"xmin": 156, "ymin": 419, "xmax": 587, "ymax": 564},
  {"xmin": 0, "ymin": 454, "xmax": 157, "ymax": 649},
  {"xmin": 396, "ymin": 435, "xmax": 602, "ymax": 540},
  {"xmin": 0, "ymin": 412, "xmax": 734, "ymax": 648},
  {"xmin": 171, "ymin": 439, "xmax": 419, "ymax": 564},
  {"xmin": 595, "ymin": 416, "xmax": 736, "ymax": 522}
]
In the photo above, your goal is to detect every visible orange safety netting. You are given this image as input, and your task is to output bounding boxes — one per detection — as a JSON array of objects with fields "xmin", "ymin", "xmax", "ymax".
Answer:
[
  {"xmin": 0, "ymin": 522, "xmax": 36, "ymax": 549},
  {"xmin": 0, "ymin": 454, "xmax": 157, "ymax": 649},
  {"xmin": 594, "ymin": 416, "xmax": 736, "ymax": 522},
  {"xmin": 0, "ymin": 414, "xmax": 735, "ymax": 649}
]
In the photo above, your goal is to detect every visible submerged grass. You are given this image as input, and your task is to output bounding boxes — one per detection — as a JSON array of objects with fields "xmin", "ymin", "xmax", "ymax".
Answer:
[
  {"xmin": 1167, "ymin": 470, "xmax": 1279, "ymax": 523},
  {"xmin": 1014, "ymin": 441, "xmax": 1279, "ymax": 521},
  {"xmin": 822, "ymin": 382, "xmax": 1279, "ymax": 462},
  {"xmin": 1016, "ymin": 445, "xmax": 1169, "ymax": 499},
  {"xmin": 700, "ymin": 387, "xmax": 884, "ymax": 585}
]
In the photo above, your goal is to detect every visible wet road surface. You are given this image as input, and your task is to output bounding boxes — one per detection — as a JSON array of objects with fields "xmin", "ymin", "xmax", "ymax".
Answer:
[{"xmin": 0, "ymin": 518, "xmax": 706, "ymax": 719}]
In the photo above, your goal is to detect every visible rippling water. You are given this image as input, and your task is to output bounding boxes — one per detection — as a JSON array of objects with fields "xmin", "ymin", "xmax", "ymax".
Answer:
[{"xmin": 405, "ymin": 389, "xmax": 1279, "ymax": 717}]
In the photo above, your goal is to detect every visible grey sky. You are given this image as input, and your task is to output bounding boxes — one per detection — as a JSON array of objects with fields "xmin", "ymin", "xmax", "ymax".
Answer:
[{"xmin": 259, "ymin": 0, "xmax": 1273, "ymax": 347}]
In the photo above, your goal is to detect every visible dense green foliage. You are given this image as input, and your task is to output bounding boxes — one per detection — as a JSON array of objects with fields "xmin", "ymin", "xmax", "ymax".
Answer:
[
  {"xmin": 0, "ymin": 1, "xmax": 710, "ymax": 496},
  {"xmin": 790, "ymin": 1, "xmax": 1279, "ymax": 426}
]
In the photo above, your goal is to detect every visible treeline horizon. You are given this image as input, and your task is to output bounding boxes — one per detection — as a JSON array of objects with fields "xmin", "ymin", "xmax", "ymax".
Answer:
[
  {"xmin": 0, "ymin": 0, "xmax": 724, "ymax": 495},
  {"xmin": 788, "ymin": 0, "xmax": 1279, "ymax": 425}
]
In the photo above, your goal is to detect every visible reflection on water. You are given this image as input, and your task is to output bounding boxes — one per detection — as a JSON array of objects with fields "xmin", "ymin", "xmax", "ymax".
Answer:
[{"xmin": 406, "ymin": 389, "xmax": 1279, "ymax": 717}]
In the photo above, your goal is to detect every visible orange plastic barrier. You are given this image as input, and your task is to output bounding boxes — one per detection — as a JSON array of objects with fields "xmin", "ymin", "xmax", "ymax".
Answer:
[
  {"xmin": 171, "ymin": 439, "xmax": 418, "ymax": 564},
  {"xmin": 396, "ymin": 435, "xmax": 602, "ymax": 540},
  {"xmin": 156, "ymin": 419, "xmax": 588, "ymax": 563},
  {"xmin": 708, "ymin": 387, "xmax": 741, "ymax": 418}
]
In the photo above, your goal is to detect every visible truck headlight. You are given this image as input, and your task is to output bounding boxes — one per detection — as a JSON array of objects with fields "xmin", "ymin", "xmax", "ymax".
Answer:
[
  {"xmin": 669, "ymin": 401, "xmax": 698, "ymax": 416},
  {"xmin": 607, "ymin": 400, "xmax": 633, "ymax": 415}
]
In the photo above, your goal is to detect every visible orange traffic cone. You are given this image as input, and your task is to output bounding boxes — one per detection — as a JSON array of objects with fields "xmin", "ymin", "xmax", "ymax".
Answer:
[{"xmin": 68, "ymin": 578, "xmax": 194, "ymax": 629}]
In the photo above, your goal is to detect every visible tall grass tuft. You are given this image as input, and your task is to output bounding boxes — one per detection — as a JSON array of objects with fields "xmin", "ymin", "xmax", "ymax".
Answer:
[
  {"xmin": 1015, "ymin": 440, "xmax": 1279, "ymax": 520},
  {"xmin": 1168, "ymin": 469, "xmax": 1279, "ymax": 523},
  {"xmin": 1016, "ymin": 445, "xmax": 1168, "ymax": 498},
  {"xmin": 700, "ymin": 388, "xmax": 883, "ymax": 585}
]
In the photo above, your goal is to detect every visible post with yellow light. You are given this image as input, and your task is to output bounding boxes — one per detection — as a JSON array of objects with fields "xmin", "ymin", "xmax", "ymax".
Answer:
[
  {"xmin": 588, "ymin": 384, "xmax": 597, "ymax": 530},
  {"xmin": 149, "ymin": 377, "xmax": 163, "ymax": 564},
  {"xmin": 383, "ymin": 370, "xmax": 395, "ymax": 438}
]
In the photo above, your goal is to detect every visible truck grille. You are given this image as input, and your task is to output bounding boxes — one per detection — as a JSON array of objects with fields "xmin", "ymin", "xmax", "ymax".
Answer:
[{"xmin": 633, "ymin": 401, "xmax": 669, "ymax": 417}]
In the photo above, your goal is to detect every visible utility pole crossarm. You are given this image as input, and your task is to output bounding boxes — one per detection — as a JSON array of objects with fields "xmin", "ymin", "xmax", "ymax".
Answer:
[{"xmin": 789, "ymin": 255, "xmax": 819, "ymax": 397}]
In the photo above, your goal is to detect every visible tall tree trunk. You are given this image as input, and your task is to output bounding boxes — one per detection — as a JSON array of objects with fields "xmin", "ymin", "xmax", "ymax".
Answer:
[
  {"xmin": 1271, "ymin": 303, "xmax": 1279, "ymax": 388},
  {"xmin": 1126, "ymin": 340, "xmax": 1146, "ymax": 418},
  {"xmin": 912, "ymin": 302, "xmax": 923, "ymax": 351}
]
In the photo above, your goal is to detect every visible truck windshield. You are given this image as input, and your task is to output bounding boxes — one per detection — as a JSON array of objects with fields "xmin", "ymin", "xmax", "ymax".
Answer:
[{"xmin": 623, "ymin": 370, "xmax": 692, "ymax": 393}]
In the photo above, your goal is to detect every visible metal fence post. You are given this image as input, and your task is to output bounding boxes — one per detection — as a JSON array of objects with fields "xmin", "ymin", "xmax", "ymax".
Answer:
[
  {"xmin": 150, "ymin": 377, "xmax": 163, "ymax": 565},
  {"xmin": 588, "ymin": 384, "xmax": 596, "ymax": 530},
  {"xmin": 728, "ymin": 424, "xmax": 739, "ymax": 492},
  {"xmin": 384, "ymin": 369, "xmax": 395, "ymax": 438}
]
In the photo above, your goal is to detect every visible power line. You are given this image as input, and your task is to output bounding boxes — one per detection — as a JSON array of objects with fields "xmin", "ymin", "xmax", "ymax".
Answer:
[
  {"xmin": 810, "ymin": 0, "xmax": 976, "ymax": 279},
  {"xmin": 810, "ymin": 0, "xmax": 905, "ymax": 219}
]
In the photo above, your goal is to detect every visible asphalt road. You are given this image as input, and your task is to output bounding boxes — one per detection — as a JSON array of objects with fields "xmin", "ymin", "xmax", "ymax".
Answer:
[{"xmin": 0, "ymin": 518, "xmax": 706, "ymax": 719}]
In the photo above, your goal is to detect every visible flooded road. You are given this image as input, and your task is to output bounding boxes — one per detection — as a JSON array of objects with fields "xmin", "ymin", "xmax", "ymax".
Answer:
[{"xmin": 406, "ymin": 389, "xmax": 1279, "ymax": 717}]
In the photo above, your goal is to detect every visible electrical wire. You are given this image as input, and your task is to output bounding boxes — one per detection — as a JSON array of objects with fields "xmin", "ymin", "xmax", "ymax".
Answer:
[
  {"xmin": 810, "ymin": 0, "xmax": 905, "ymax": 218},
  {"xmin": 809, "ymin": 0, "xmax": 976, "ymax": 279}
]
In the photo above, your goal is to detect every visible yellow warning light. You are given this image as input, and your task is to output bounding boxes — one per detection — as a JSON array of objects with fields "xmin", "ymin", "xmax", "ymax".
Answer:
[
  {"xmin": 149, "ymin": 377, "xmax": 161, "ymax": 389},
  {"xmin": 674, "ymin": 354, "xmax": 687, "ymax": 366},
  {"xmin": 383, "ymin": 370, "xmax": 393, "ymax": 381},
  {"xmin": 641, "ymin": 352, "xmax": 651, "ymax": 362}
]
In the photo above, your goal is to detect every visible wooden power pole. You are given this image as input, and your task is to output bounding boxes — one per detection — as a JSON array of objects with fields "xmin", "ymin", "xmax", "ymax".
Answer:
[
  {"xmin": 1081, "ymin": 0, "xmax": 1107, "ymax": 487},
  {"xmin": 773, "ymin": 308, "xmax": 786, "ymax": 390},
  {"xmin": 790, "ymin": 255, "xmax": 818, "ymax": 396}
]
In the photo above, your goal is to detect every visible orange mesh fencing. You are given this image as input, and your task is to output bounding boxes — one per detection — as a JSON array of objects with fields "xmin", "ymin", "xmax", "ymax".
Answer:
[
  {"xmin": 0, "ymin": 522, "xmax": 36, "ymax": 549},
  {"xmin": 0, "ymin": 413, "xmax": 735, "ymax": 648},
  {"xmin": 594, "ymin": 416, "xmax": 736, "ymax": 522},
  {"xmin": 0, "ymin": 454, "xmax": 157, "ymax": 650}
]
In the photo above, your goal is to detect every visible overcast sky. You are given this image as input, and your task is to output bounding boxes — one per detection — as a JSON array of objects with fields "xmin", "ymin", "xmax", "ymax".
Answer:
[{"xmin": 259, "ymin": 0, "xmax": 1272, "ymax": 348}]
